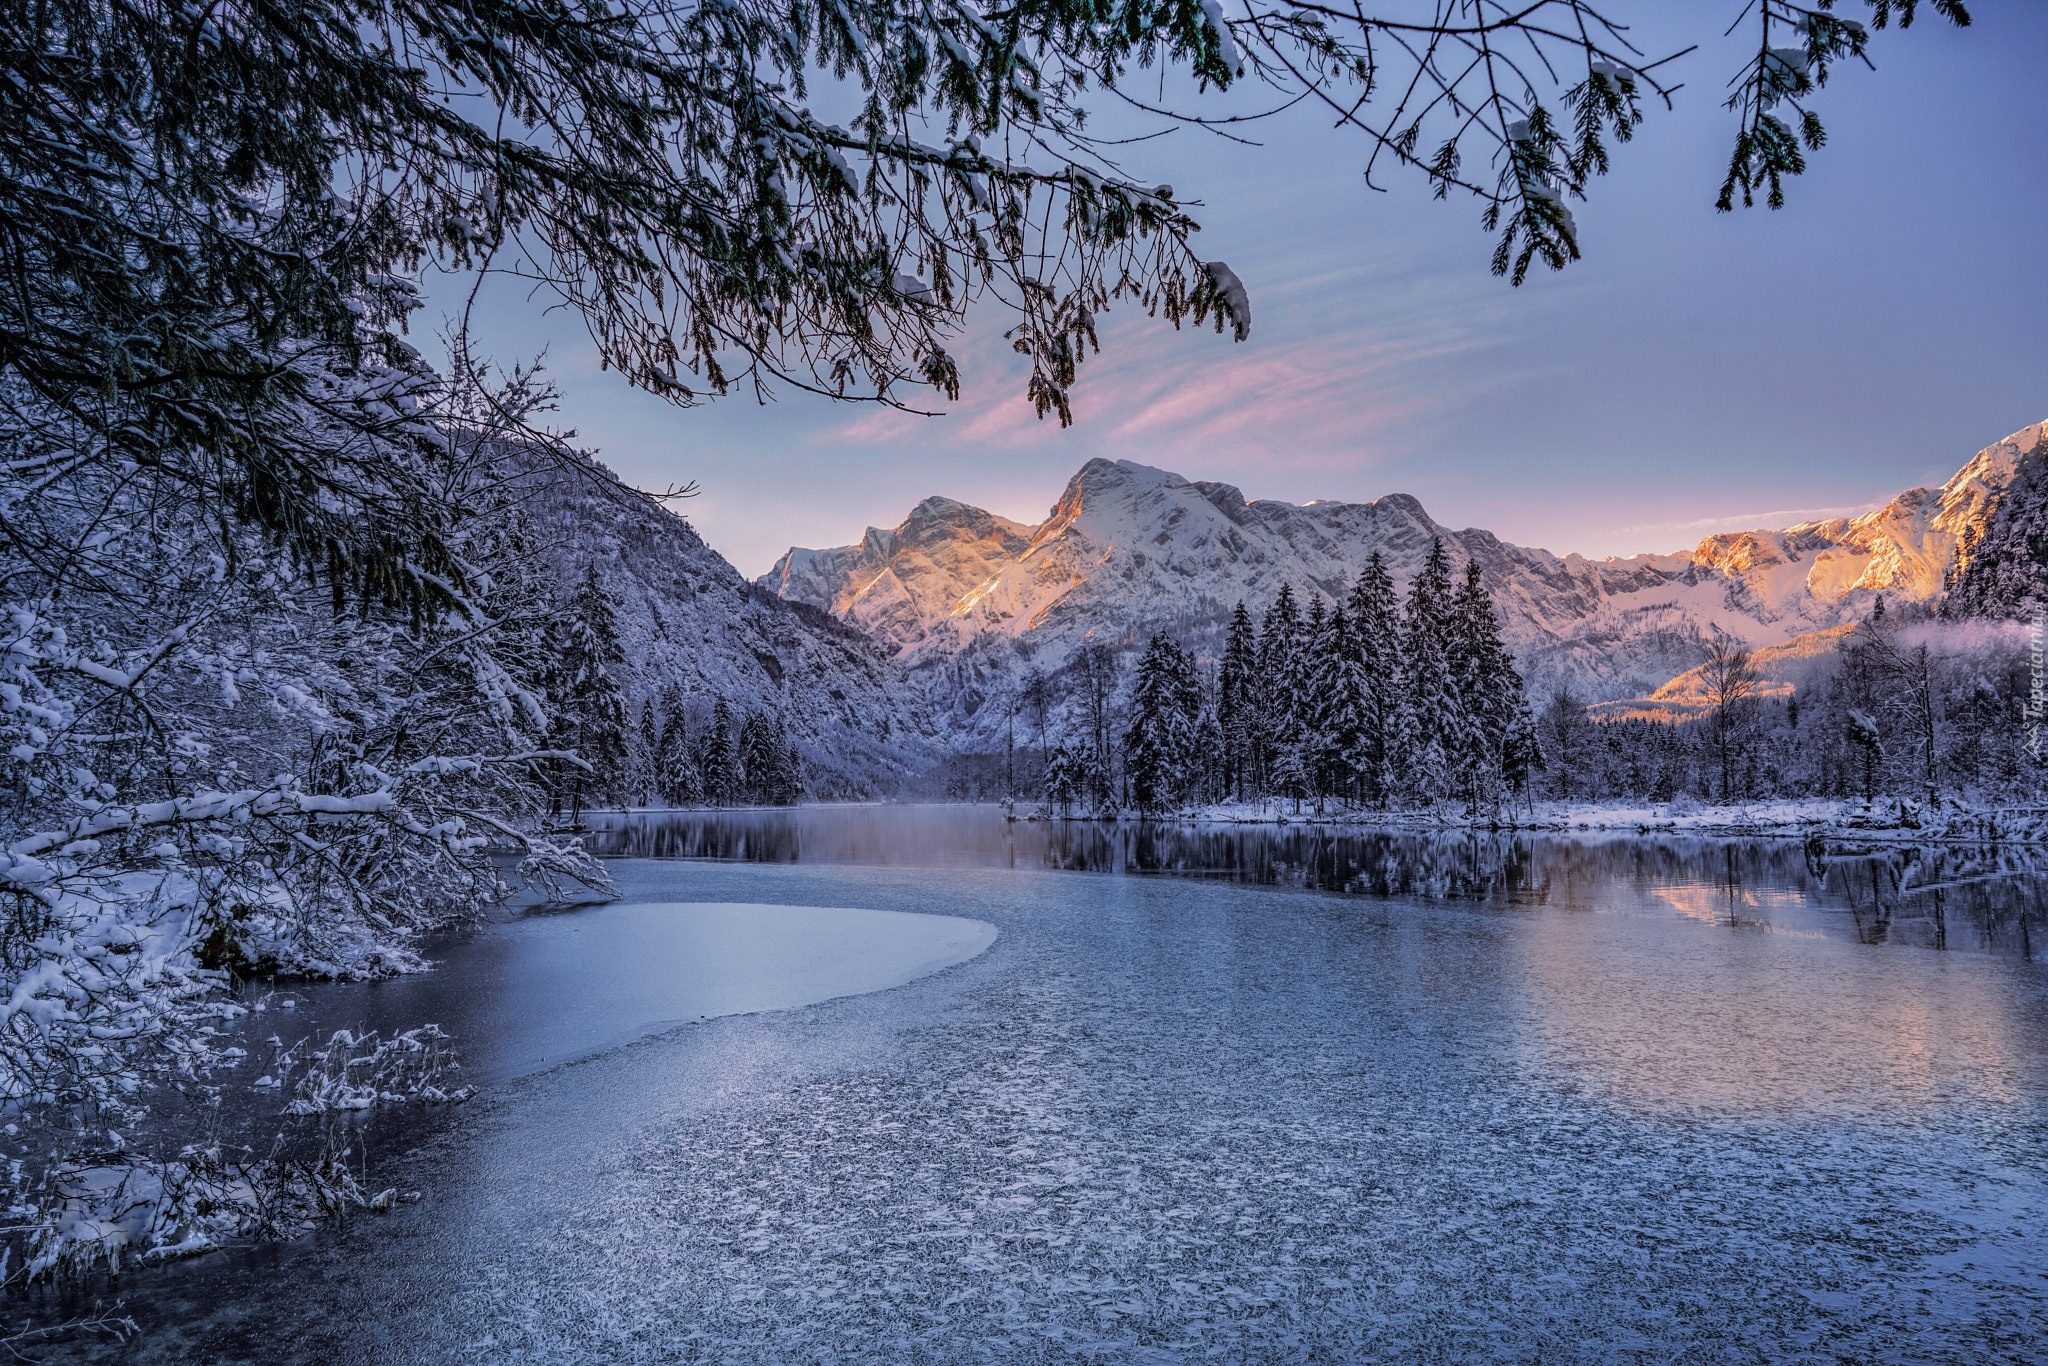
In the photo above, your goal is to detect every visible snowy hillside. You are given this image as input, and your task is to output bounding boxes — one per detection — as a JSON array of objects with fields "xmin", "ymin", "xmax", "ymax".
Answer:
[
  {"xmin": 1942, "ymin": 419, "xmax": 2048, "ymax": 617},
  {"xmin": 511, "ymin": 448, "xmax": 946, "ymax": 793},
  {"xmin": 763, "ymin": 496, "xmax": 1037, "ymax": 658},
  {"xmin": 760, "ymin": 421, "xmax": 2047, "ymax": 748}
]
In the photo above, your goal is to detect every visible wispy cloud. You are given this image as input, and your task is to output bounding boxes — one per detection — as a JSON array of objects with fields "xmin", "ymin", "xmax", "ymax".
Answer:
[
  {"xmin": 1610, "ymin": 499, "xmax": 1892, "ymax": 544},
  {"xmin": 817, "ymin": 296, "xmax": 1533, "ymax": 482}
]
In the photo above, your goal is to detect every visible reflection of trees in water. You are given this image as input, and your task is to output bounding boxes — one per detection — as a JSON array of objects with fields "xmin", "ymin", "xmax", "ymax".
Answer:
[
  {"xmin": 586, "ymin": 811, "xmax": 2046, "ymax": 960},
  {"xmin": 1818, "ymin": 843, "xmax": 2047, "ymax": 957}
]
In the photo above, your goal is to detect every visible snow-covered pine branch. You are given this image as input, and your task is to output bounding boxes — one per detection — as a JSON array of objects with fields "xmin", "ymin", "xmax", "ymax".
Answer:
[{"xmin": 0, "ymin": 349, "xmax": 620, "ymax": 1281}]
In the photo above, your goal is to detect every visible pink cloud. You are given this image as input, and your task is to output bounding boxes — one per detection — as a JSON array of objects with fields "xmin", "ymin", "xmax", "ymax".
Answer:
[{"xmin": 817, "ymin": 317, "xmax": 1478, "ymax": 478}]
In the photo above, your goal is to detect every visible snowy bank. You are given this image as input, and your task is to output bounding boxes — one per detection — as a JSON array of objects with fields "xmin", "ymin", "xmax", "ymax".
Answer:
[{"xmin": 1030, "ymin": 797, "xmax": 2048, "ymax": 845}]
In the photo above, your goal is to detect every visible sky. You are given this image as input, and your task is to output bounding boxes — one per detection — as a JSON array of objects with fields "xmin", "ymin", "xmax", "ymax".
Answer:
[{"xmin": 428, "ymin": 4, "xmax": 2048, "ymax": 580}]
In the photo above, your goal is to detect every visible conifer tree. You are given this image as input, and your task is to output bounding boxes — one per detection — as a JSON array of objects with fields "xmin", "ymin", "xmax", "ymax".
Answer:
[
  {"xmin": 1347, "ymin": 554, "xmax": 1403, "ymax": 808},
  {"xmin": 1501, "ymin": 699, "xmax": 1543, "ymax": 815},
  {"xmin": 1271, "ymin": 738, "xmax": 1313, "ymax": 813},
  {"xmin": 1044, "ymin": 745, "xmax": 1084, "ymax": 817},
  {"xmin": 1218, "ymin": 602, "xmax": 1259, "ymax": 800},
  {"xmin": 782, "ymin": 740, "xmax": 807, "ymax": 806},
  {"xmin": 553, "ymin": 562, "xmax": 629, "ymax": 825},
  {"xmin": 1309, "ymin": 604, "xmax": 1368, "ymax": 809},
  {"xmin": 1448, "ymin": 560, "xmax": 1524, "ymax": 812},
  {"xmin": 1397, "ymin": 540, "xmax": 1458, "ymax": 806},
  {"xmin": 1257, "ymin": 584, "xmax": 1305, "ymax": 792},
  {"xmin": 634, "ymin": 697, "xmax": 661, "ymax": 808},
  {"xmin": 1191, "ymin": 704, "xmax": 1226, "ymax": 807},
  {"xmin": 699, "ymin": 697, "xmax": 739, "ymax": 807},
  {"xmin": 1125, "ymin": 635, "xmax": 1201, "ymax": 814},
  {"xmin": 1294, "ymin": 596, "xmax": 1328, "ymax": 767},
  {"xmin": 655, "ymin": 684, "xmax": 701, "ymax": 806},
  {"xmin": 734, "ymin": 711, "xmax": 802, "ymax": 805},
  {"xmin": 738, "ymin": 710, "xmax": 776, "ymax": 803}
]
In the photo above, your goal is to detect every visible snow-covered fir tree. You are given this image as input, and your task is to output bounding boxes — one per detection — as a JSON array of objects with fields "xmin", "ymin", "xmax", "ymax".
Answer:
[
  {"xmin": 1347, "ymin": 554, "xmax": 1403, "ymax": 808},
  {"xmin": 1124, "ymin": 635, "xmax": 1203, "ymax": 814},
  {"xmin": 1397, "ymin": 540, "xmax": 1459, "ymax": 806},
  {"xmin": 736, "ymin": 710, "xmax": 804, "ymax": 805},
  {"xmin": 1447, "ymin": 560, "xmax": 1526, "ymax": 813},
  {"xmin": 1257, "ymin": 584, "xmax": 1305, "ymax": 786},
  {"xmin": 552, "ymin": 563, "xmax": 631, "ymax": 824},
  {"xmin": 1043, "ymin": 745, "xmax": 1084, "ymax": 817},
  {"xmin": 1309, "ymin": 605, "xmax": 1368, "ymax": 809},
  {"xmin": 1218, "ymin": 602, "xmax": 1260, "ymax": 800},
  {"xmin": 699, "ymin": 698, "xmax": 740, "ymax": 808},
  {"xmin": 634, "ymin": 698, "xmax": 663, "ymax": 807},
  {"xmin": 655, "ymin": 684, "xmax": 702, "ymax": 807},
  {"xmin": 1294, "ymin": 596, "xmax": 1329, "ymax": 788}
]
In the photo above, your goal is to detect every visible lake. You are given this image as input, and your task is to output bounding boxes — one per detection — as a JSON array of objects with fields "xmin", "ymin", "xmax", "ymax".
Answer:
[{"xmin": 29, "ymin": 806, "xmax": 2048, "ymax": 1362}]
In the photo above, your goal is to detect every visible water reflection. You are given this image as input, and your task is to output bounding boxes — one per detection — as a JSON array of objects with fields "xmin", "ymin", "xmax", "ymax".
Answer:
[
  {"xmin": 589, "ymin": 806, "xmax": 2048, "ymax": 959},
  {"xmin": 1514, "ymin": 885, "xmax": 2035, "ymax": 1118}
]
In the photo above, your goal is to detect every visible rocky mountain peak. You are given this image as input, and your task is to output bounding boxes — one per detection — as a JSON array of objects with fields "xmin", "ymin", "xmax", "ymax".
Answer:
[{"xmin": 757, "ymin": 421, "xmax": 2046, "ymax": 750}]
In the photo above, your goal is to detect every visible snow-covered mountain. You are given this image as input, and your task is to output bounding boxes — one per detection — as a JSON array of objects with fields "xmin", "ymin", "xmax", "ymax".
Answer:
[
  {"xmin": 759, "ymin": 420, "xmax": 2047, "ymax": 748},
  {"xmin": 1943, "ymin": 420, "xmax": 2048, "ymax": 618},
  {"xmin": 513, "ymin": 449, "xmax": 945, "ymax": 794}
]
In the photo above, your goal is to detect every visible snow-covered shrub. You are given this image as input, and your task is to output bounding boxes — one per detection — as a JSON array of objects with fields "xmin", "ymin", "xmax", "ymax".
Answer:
[{"xmin": 0, "ymin": 350, "xmax": 609, "ymax": 1282}]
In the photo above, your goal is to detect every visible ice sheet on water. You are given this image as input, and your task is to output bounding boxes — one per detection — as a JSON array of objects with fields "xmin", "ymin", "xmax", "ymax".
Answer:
[{"xmin": 422, "ymin": 871, "xmax": 2047, "ymax": 1364}]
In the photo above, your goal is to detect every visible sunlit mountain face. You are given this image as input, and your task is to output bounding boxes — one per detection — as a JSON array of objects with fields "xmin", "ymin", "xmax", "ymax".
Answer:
[{"xmin": 758, "ymin": 423, "xmax": 2046, "ymax": 747}]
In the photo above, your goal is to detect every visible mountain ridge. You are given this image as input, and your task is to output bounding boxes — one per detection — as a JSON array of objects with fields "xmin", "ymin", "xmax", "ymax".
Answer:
[
  {"xmin": 509, "ymin": 447, "xmax": 947, "ymax": 793},
  {"xmin": 758, "ymin": 421, "xmax": 2047, "ymax": 749}
]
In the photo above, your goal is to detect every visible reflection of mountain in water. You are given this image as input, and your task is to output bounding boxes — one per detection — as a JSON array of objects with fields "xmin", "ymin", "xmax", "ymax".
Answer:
[{"xmin": 587, "ymin": 808, "xmax": 2048, "ymax": 960}]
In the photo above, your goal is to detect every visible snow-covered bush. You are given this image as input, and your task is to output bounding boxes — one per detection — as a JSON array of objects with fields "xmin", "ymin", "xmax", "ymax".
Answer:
[{"xmin": 0, "ymin": 347, "xmax": 611, "ymax": 1281}]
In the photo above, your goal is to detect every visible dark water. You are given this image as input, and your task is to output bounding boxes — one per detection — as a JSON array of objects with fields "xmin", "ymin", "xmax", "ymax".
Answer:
[
  {"xmin": 24, "ymin": 806, "xmax": 2048, "ymax": 1362},
  {"xmin": 589, "ymin": 804, "xmax": 2048, "ymax": 960}
]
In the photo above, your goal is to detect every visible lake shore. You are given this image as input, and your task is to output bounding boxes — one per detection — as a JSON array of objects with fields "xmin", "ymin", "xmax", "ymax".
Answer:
[{"xmin": 1023, "ymin": 796, "xmax": 2048, "ymax": 846}]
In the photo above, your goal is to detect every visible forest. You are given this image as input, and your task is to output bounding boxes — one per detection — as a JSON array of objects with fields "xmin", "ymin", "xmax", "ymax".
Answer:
[{"xmin": 937, "ymin": 557, "xmax": 2045, "ymax": 821}]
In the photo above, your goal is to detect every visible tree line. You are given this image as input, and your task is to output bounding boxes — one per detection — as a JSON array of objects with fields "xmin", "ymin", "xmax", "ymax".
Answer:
[
  {"xmin": 1041, "ymin": 541, "xmax": 1538, "ymax": 816},
  {"xmin": 1003, "ymin": 558, "xmax": 2044, "ymax": 820},
  {"xmin": 543, "ymin": 565, "xmax": 805, "ymax": 821},
  {"xmin": 1539, "ymin": 598, "xmax": 2043, "ymax": 810}
]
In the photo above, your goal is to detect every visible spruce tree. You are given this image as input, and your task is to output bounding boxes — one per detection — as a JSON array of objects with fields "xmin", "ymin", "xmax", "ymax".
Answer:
[
  {"xmin": 1191, "ymin": 703, "xmax": 1226, "ymax": 808},
  {"xmin": 1501, "ymin": 699, "xmax": 1543, "ymax": 815},
  {"xmin": 700, "ymin": 697, "xmax": 739, "ymax": 808},
  {"xmin": 554, "ymin": 562, "xmax": 630, "ymax": 825},
  {"xmin": 1397, "ymin": 540, "xmax": 1458, "ymax": 806},
  {"xmin": 1310, "ymin": 604, "xmax": 1368, "ymax": 809},
  {"xmin": 1218, "ymin": 602, "xmax": 1259, "ymax": 800},
  {"xmin": 1256, "ymin": 584, "xmax": 1304, "ymax": 796},
  {"xmin": 1125, "ymin": 635, "xmax": 1200, "ymax": 815},
  {"xmin": 1294, "ymin": 596, "xmax": 1327, "ymax": 775},
  {"xmin": 738, "ymin": 710, "xmax": 778, "ymax": 804},
  {"xmin": 782, "ymin": 739, "xmax": 807, "ymax": 806},
  {"xmin": 1447, "ymin": 560, "xmax": 1524, "ymax": 812},
  {"xmin": 1270, "ymin": 738, "xmax": 1313, "ymax": 813},
  {"xmin": 1347, "ymin": 554, "xmax": 1402, "ymax": 808},
  {"xmin": 651, "ymin": 685, "xmax": 698, "ymax": 806},
  {"xmin": 1043, "ymin": 745, "xmax": 1082, "ymax": 817},
  {"xmin": 741, "ymin": 713, "xmax": 803, "ymax": 805},
  {"xmin": 635, "ymin": 697, "xmax": 662, "ymax": 808}
]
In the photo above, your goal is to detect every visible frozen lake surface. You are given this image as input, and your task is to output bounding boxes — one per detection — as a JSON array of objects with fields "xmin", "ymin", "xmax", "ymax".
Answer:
[
  {"xmin": 228, "ymin": 899, "xmax": 997, "ymax": 1085},
  {"xmin": 35, "ymin": 808, "xmax": 2048, "ymax": 1362}
]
